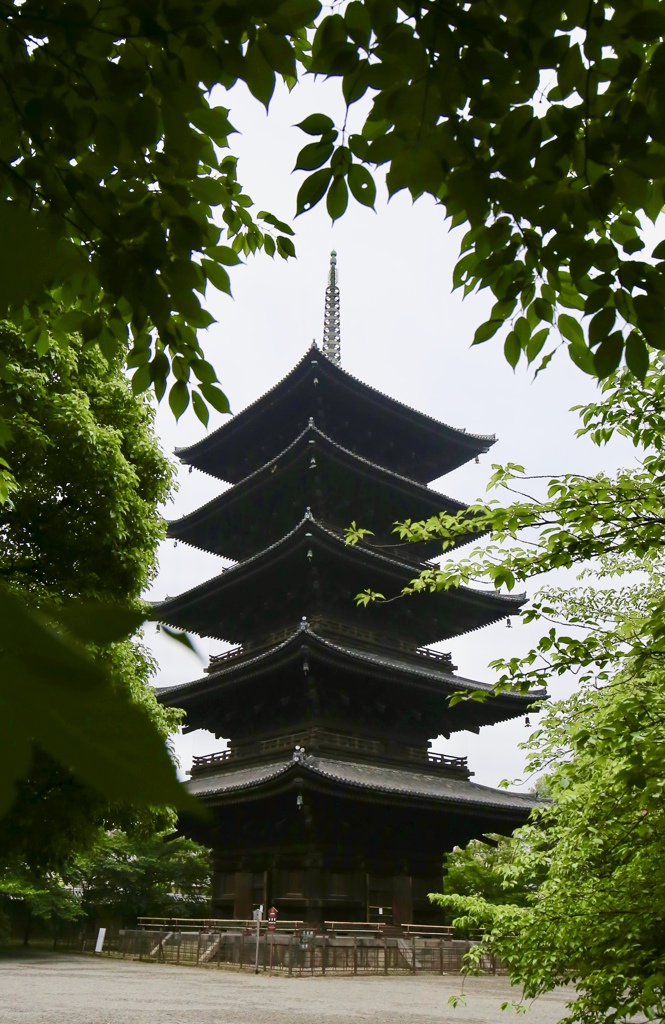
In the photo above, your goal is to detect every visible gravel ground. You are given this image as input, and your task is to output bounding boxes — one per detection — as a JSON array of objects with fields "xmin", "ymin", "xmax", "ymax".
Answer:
[{"xmin": 0, "ymin": 951, "xmax": 572, "ymax": 1024}]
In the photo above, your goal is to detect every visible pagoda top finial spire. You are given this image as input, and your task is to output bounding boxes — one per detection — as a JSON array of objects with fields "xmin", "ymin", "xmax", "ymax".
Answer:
[{"xmin": 322, "ymin": 250, "xmax": 341, "ymax": 365}]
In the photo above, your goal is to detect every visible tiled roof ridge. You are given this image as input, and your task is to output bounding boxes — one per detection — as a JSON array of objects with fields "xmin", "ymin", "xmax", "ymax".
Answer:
[
  {"xmin": 186, "ymin": 753, "xmax": 539, "ymax": 811},
  {"xmin": 153, "ymin": 514, "xmax": 526, "ymax": 617},
  {"xmin": 314, "ymin": 633, "xmax": 541, "ymax": 701},
  {"xmin": 309, "ymin": 757, "xmax": 539, "ymax": 810},
  {"xmin": 187, "ymin": 760, "xmax": 291, "ymax": 796},
  {"xmin": 166, "ymin": 420, "xmax": 468, "ymax": 533},
  {"xmin": 156, "ymin": 622, "xmax": 542, "ymax": 705},
  {"xmin": 174, "ymin": 345, "xmax": 496, "ymax": 463},
  {"xmin": 174, "ymin": 347, "xmax": 314, "ymax": 460}
]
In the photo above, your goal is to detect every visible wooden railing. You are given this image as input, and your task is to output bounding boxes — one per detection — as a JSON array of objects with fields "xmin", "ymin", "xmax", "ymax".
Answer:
[
  {"xmin": 402, "ymin": 923, "xmax": 456, "ymax": 938},
  {"xmin": 191, "ymin": 749, "xmax": 232, "ymax": 770},
  {"xmin": 427, "ymin": 751, "xmax": 468, "ymax": 772},
  {"xmin": 205, "ymin": 621, "xmax": 457, "ymax": 673},
  {"xmin": 137, "ymin": 916, "xmax": 303, "ymax": 933},
  {"xmin": 191, "ymin": 737, "xmax": 469, "ymax": 776}
]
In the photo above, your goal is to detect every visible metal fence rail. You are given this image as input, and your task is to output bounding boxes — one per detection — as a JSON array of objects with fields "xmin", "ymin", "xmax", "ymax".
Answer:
[{"xmin": 93, "ymin": 928, "xmax": 503, "ymax": 976}]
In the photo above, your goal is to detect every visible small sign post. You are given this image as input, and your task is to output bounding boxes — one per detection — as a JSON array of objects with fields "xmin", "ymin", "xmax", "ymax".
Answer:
[
  {"xmin": 94, "ymin": 927, "xmax": 106, "ymax": 954},
  {"xmin": 252, "ymin": 905, "xmax": 263, "ymax": 974}
]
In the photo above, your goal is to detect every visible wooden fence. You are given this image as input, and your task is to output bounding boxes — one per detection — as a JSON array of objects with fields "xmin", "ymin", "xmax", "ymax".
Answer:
[{"xmin": 92, "ymin": 926, "xmax": 502, "ymax": 976}]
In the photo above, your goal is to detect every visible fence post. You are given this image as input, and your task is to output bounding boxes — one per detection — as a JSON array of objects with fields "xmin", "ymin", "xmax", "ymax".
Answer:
[
  {"xmin": 384, "ymin": 937, "xmax": 388, "ymax": 975},
  {"xmin": 288, "ymin": 935, "xmax": 293, "ymax": 977},
  {"xmin": 412, "ymin": 936, "xmax": 417, "ymax": 975},
  {"xmin": 321, "ymin": 936, "xmax": 326, "ymax": 975},
  {"xmin": 353, "ymin": 936, "xmax": 358, "ymax": 975},
  {"xmin": 240, "ymin": 931, "xmax": 244, "ymax": 970},
  {"xmin": 440, "ymin": 938, "xmax": 444, "ymax": 975},
  {"xmin": 196, "ymin": 930, "xmax": 202, "ymax": 966},
  {"xmin": 217, "ymin": 931, "xmax": 222, "ymax": 968}
]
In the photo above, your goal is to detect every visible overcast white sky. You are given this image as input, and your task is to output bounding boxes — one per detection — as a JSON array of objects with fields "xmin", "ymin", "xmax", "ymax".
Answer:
[{"xmin": 145, "ymin": 77, "xmax": 638, "ymax": 789}]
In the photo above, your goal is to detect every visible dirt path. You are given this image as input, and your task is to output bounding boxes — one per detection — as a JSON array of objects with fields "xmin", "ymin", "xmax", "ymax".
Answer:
[{"xmin": 0, "ymin": 951, "xmax": 572, "ymax": 1024}]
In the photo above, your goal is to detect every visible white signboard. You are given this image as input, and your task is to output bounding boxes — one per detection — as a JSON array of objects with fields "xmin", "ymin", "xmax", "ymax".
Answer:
[{"xmin": 95, "ymin": 927, "xmax": 106, "ymax": 953}]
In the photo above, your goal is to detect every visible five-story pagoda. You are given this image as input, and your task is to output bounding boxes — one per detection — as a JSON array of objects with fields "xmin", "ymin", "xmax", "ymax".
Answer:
[{"xmin": 157, "ymin": 254, "xmax": 538, "ymax": 926}]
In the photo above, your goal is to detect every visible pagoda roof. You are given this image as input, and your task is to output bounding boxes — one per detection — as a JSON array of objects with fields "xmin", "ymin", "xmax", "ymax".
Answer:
[
  {"xmin": 154, "ymin": 516, "xmax": 525, "ymax": 648},
  {"xmin": 157, "ymin": 622, "xmax": 539, "ymax": 734},
  {"xmin": 185, "ymin": 753, "xmax": 539, "ymax": 821},
  {"xmin": 175, "ymin": 347, "xmax": 495, "ymax": 485},
  {"xmin": 167, "ymin": 423, "xmax": 471, "ymax": 562}
]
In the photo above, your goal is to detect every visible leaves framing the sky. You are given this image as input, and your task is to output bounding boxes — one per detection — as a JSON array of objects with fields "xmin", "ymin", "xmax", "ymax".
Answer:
[
  {"xmin": 294, "ymin": 0, "xmax": 665, "ymax": 381},
  {"xmin": 0, "ymin": 0, "xmax": 311, "ymax": 439}
]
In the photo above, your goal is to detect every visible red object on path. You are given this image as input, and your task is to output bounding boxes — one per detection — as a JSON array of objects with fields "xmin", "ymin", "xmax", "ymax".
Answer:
[{"xmin": 268, "ymin": 907, "xmax": 277, "ymax": 931}]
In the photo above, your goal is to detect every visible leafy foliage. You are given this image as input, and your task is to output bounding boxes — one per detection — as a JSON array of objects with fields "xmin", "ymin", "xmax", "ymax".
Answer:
[
  {"xmin": 377, "ymin": 366, "xmax": 665, "ymax": 711},
  {"xmin": 0, "ymin": 321, "xmax": 191, "ymax": 830},
  {"xmin": 3, "ymin": 0, "xmax": 664, "ymax": 836},
  {"xmin": 433, "ymin": 656, "xmax": 665, "ymax": 1024},
  {"xmin": 0, "ymin": 829, "xmax": 211, "ymax": 940},
  {"xmin": 3, "ymin": 0, "xmax": 663, "ymax": 413},
  {"xmin": 373, "ymin": 366, "xmax": 665, "ymax": 1022},
  {"xmin": 295, "ymin": 0, "xmax": 665, "ymax": 380},
  {"xmin": 0, "ymin": 869, "xmax": 85, "ymax": 943},
  {"xmin": 443, "ymin": 834, "xmax": 543, "ymax": 909},
  {"xmin": 70, "ymin": 830, "xmax": 211, "ymax": 924},
  {"xmin": 0, "ymin": 0, "xmax": 307, "ymax": 431},
  {"xmin": 0, "ymin": 324, "xmax": 172, "ymax": 599}
]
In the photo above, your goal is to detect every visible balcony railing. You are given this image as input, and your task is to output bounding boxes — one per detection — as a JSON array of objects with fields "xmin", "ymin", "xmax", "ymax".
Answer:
[
  {"xmin": 191, "ymin": 735, "xmax": 469, "ymax": 777},
  {"xmin": 191, "ymin": 749, "xmax": 233, "ymax": 770},
  {"xmin": 427, "ymin": 751, "xmax": 469, "ymax": 772},
  {"xmin": 206, "ymin": 621, "xmax": 457, "ymax": 673}
]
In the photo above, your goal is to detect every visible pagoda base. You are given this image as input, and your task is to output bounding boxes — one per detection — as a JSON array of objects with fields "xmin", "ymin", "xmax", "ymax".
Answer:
[
  {"xmin": 181, "ymin": 751, "xmax": 537, "ymax": 927},
  {"xmin": 211, "ymin": 866, "xmax": 442, "ymax": 927}
]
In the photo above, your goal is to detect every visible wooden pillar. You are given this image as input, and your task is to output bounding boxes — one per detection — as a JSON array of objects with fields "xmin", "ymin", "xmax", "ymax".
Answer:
[
  {"xmin": 306, "ymin": 864, "xmax": 323, "ymax": 924},
  {"xmin": 234, "ymin": 871, "xmax": 253, "ymax": 920},
  {"xmin": 392, "ymin": 874, "xmax": 413, "ymax": 927}
]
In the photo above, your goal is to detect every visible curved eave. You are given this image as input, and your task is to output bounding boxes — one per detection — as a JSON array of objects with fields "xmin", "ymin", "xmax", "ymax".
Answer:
[
  {"xmin": 167, "ymin": 422, "xmax": 472, "ymax": 561},
  {"xmin": 156, "ymin": 624, "xmax": 542, "ymax": 733},
  {"xmin": 175, "ymin": 347, "xmax": 496, "ymax": 484},
  {"xmin": 186, "ymin": 755, "xmax": 539, "ymax": 820},
  {"xmin": 153, "ymin": 516, "xmax": 525, "ymax": 646}
]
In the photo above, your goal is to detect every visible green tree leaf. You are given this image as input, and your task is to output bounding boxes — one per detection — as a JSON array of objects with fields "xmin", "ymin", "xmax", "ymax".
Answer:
[
  {"xmin": 624, "ymin": 333, "xmax": 649, "ymax": 380},
  {"xmin": 199, "ymin": 382, "xmax": 231, "ymax": 414},
  {"xmin": 593, "ymin": 332, "xmax": 624, "ymax": 378},
  {"xmin": 473, "ymin": 319, "xmax": 504, "ymax": 345},
  {"xmin": 296, "ymin": 168, "xmax": 333, "ymax": 215},
  {"xmin": 191, "ymin": 389, "xmax": 209, "ymax": 427},
  {"xmin": 202, "ymin": 260, "xmax": 232, "ymax": 296},
  {"xmin": 504, "ymin": 331, "xmax": 521, "ymax": 368},
  {"xmin": 348, "ymin": 163, "xmax": 376, "ymax": 207},
  {"xmin": 244, "ymin": 41, "xmax": 276, "ymax": 107},
  {"xmin": 294, "ymin": 140, "xmax": 335, "ymax": 171},
  {"xmin": 168, "ymin": 380, "xmax": 190, "ymax": 420},
  {"xmin": 558, "ymin": 314, "xmax": 585, "ymax": 346},
  {"xmin": 326, "ymin": 176, "xmax": 348, "ymax": 221},
  {"xmin": 296, "ymin": 114, "xmax": 335, "ymax": 135}
]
